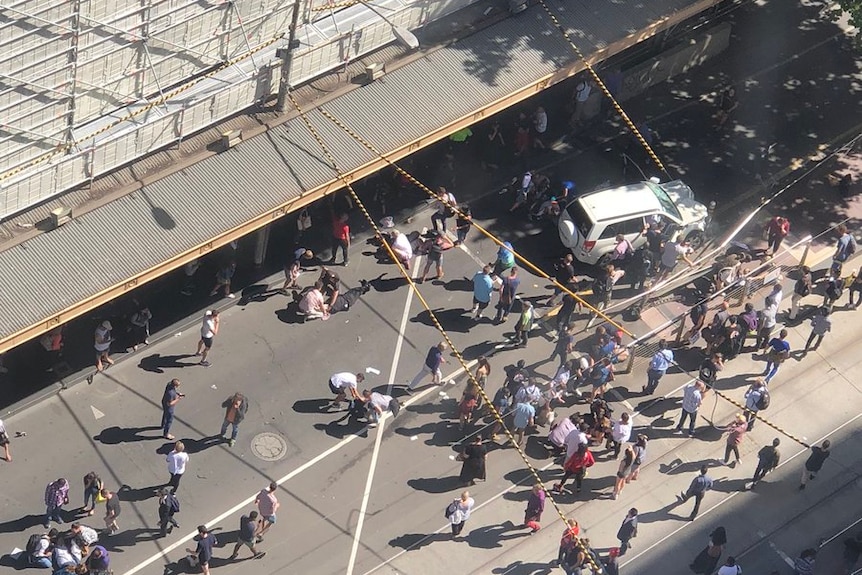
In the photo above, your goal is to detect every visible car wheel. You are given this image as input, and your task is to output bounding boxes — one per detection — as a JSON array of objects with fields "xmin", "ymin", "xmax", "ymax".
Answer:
[
  {"xmin": 686, "ymin": 230, "xmax": 705, "ymax": 250},
  {"xmin": 596, "ymin": 253, "xmax": 614, "ymax": 268}
]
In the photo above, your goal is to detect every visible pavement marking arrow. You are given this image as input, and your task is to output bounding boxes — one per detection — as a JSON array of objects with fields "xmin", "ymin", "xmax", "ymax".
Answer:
[{"xmin": 90, "ymin": 405, "xmax": 105, "ymax": 420}]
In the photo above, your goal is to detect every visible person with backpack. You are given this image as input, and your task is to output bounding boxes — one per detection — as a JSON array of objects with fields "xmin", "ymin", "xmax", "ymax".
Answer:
[
  {"xmin": 763, "ymin": 328, "xmax": 790, "ymax": 384},
  {"xmin": 158, "ymin": 488, "xmax": 180, "ymax": 537},
  {"xmin": 805, "ymin": 306, "xmax": 832, "ymax": 351},
  {"xmin": 446, "ymin": 491, "xmax": 475, "ymax": 539},
  {"xmin": 751, "ymin": 438, "xmax": 781, "ymax": 486},
  {"xmin": 26, "ymin": 528, "xmax": 56, "ymax": 568},
  {"xmin": 644, "ymin": 339, "xmax": 673, "ymax": 395},
  {"xmin": 743, "ymin": 378, "xmax": 769, "ymax": 431},
  {"xmin": 789, "ymin": 266, "xmax": 812, "ymax": 320}
]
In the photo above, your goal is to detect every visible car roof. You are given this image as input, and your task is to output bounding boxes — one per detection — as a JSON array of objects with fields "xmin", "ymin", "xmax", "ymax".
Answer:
[{"xmin": 576, "ymin": 182, "xmax": 661, "ymax": 223}]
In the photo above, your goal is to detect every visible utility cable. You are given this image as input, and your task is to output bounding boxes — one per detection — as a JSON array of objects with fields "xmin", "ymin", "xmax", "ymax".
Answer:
[{"xmin": 287, "ymin": 92, "xmax": 602, "ymax": 573}]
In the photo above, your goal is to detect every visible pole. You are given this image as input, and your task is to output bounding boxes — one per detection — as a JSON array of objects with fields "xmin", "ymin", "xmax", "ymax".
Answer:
[{"xmin": 276, "ymin": 0, "xmax": 301, "ymax": 113}]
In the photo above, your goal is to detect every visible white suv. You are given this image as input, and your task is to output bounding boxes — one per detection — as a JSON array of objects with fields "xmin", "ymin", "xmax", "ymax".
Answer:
[{"xmin": 558, "ymin": 179, "xmax": 709, "ymax": 265}]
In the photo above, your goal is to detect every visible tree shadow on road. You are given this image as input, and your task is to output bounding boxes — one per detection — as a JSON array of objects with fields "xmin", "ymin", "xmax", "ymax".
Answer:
[{"xmin": 94, "ymin": 425, "xmax": 163, "ymax": 444}]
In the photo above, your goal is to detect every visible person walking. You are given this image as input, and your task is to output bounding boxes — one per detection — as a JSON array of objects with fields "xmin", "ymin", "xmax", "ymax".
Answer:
[
  {"xmin": 831, "ymin": 223, "xmax": 857, "ymax": 276},
  {"xmin": 612, "ymin": 446, "xmax": 635, "ymax": 500},
  {"xmin": 755, "ymin": 296, "xmax": 778, "ymax": 350},
  {"xmin": 418, "ymin": 231, "xmax": 448, "ymax": 283},
  {"xmin": 848, "ymin": 270, "xmax": 862, "ymax": 308},
  {"xmin": 722, "ymin": 414, "xmax": 747, "ymax": 467},
  {"xmin": 789, "ymin": 266, "xmax": 812, "ymax": 320},
  {"xmin": 523, "ymin": 484, "xmax": 545, "ymax": 533},
  {"xmin": 805, "ymin": 306, "xmax": 832, "ymax": 351},
  {"xmin": 0, "ymin": 417, "xmax": 11, "ymax": 462},
  {"xmin": 494, "ymin": 267, "xmax": 521, "ymax": 324},
  {"xmin": 699, "ymin": 352, "xmax": 723, "ymax": 390},
  {"xmin": 157, "ymin": 487, "xmax": 180, "ymax": 537},
  {"xmin": 166, "ymin": 441, "xmax": 189, "ymax": 492},
  {"xmin": 431, "ymin": 187, "xmax": 457, "ymax": 234},
  {"xmin": 799, "ymin": 440, "xmax": 831, "ymax": 490},
  {"xmin": 328, "ymin": 371, "xmax": 364, "ymax": 407},
  {"xmin": 446, "ymin": 490, "xmax": 475, "ymax": 540},
  {"xmin": 254, "ymin": 482, "xmax": 279, "ymax": 541},
  {"xmin": 455, "ymin": 205, "xmax": 472, "ymax": 245},
  {"xmin": 513, "ymin": 301, "xmax": 534, "ymax": 347},
  {"xmin": 627, "ymin": 434, "xmax": 648, "ymax": 482},
  {"xmin": 763, "ymin": 328, "xmax": 790, "ymax": 383},
  {"xmin": 471, "ymin": 265, "xmax": 494, "ymax": 320},
  {"xmin": 644, "ymin": 339, "xmax": 673, "ymax": 395},
  {"xmin": 94, "ymin": 321, "xmax": 114, "ymax": 373},
  {"xmin": 161, "ymin": 379, "xmax": 184, "ymax": 440},
  {"xmin": 556, "ymin": 293, "xmax": 578, "ymax": 337},
  {"xmin": 328, "ymin": 213, "xmax": 350, "ymax": 265},
  {"xmin": 101, "ymin": 489, "xmax": 121, "ymax": 535},
  {"xmin": 743, "ymin": 378, "xmax": 768, "ymax": 431},
  {"xmin": 554, "ymin": 518, "xmax": 580, "ymax": 567},
  {"xmin": 44, "ymin": 478, "xmax": 70, "ymax": 527},
  {"xmin": 616, "ymin": 508, "xmax": 638, "ymax": 556},
  {"xmin": 764, "ymin": 215, "xmax": 791, "ymax": 255},
  {"xmin": 220, "ymin": 392, "xmax": 248, "ymax": 447},
  {"xmin": 548, "ymin": 254, "xmax": 576, "ymax": 307},
  {"xmin": 186, "ymin": 525, "xmax": 218, "ymax": 575},
  {"xmin": 195, "ymin": 310, "xmax": 219, "ymax": 367},
  {"xmin": 676, "ymin": 381, "xmax": 706, "ymax": 436},
  {"xmin": 717, "ymin": 556, "xmax": 742, "ymax": 575},
  {"xmin": 511, "ymin": 400, "xmax": 535, "ymax": 448},
  {"xmin": 457, "ymin": 435, "xmax": 487, "ymax": 486},
  {"xmin": 690, "ymin": 526, "xmax": 727, "ymax": 574},
  {"xmin": 408, "ymin": 342, "xmax": 447, "ymax": 392},
  {"xmin": 679, "ymin": 465, "xmax": 713, "ymax": 520},
  {"xmin": 554, "ymin": 443, "xmax": 595, "ymax": 494},
  {"xmin": 550, "ymin": 326, "xmax": 575, "ymax": 368},
  {"xmin": 81, "ymin": 472, "xmax": 103, "ymax": 517},
  {"xmin": 229, "ymin": 511, "xmax": 265, "ymax": 560},
  {"xmin": 751, "ymin": 438, "xmax": 781, "ymax": 487}
]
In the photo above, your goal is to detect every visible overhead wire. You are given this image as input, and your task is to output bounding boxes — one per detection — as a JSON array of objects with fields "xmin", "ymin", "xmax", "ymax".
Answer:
[{"xmin": 285, "ymin": 91, "xmax": 602, "ymax": 573}]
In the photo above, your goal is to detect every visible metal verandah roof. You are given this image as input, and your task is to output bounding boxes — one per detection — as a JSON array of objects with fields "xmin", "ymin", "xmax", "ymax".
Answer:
[{"xmin": 0, "ymin": 0, "xmax": 715, "ymax": 350}]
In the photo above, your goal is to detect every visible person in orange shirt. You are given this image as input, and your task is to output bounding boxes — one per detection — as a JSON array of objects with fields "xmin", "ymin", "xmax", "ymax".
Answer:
[{"xmin": 220, "ymin": 393, "xmax": 248, "ymax": 447}]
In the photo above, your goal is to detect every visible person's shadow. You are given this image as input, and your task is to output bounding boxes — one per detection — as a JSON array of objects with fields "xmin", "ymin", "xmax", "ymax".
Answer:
[
  {"xmin": 118, "ymin": 483, "xmax": 165, "ymax": 502},
  {"xmin": 466, "ymin": 521, "xmax": 531, "ymax": 549},
  {"xmin": 94, "ymin": 425, "xmax": 163, "ymax": 445},
  {"xmin": 156, "ymin": 436, "xmax": 224, "ymax": 455},
  {"xmin": 139, "ymin": 354, "xmax": 196, "ymax": 374},
  {"xmin": 0, "ymin": 514, "xmax": 49, "ymax": 535}
]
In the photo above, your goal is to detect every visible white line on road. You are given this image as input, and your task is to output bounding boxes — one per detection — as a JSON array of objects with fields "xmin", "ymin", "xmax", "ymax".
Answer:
[
  {"xmin": 620, "ymin": 410, "xmax": 862, "ymax": 570},
  {"xmin": 346, "ymin": 259, "xmax": 420, "ymax": 574}
]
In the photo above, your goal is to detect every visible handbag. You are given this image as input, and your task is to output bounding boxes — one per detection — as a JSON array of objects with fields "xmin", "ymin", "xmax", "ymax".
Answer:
[{"xmin": 95, "ymin": 491, "xmax": 106, "ymax": 504}]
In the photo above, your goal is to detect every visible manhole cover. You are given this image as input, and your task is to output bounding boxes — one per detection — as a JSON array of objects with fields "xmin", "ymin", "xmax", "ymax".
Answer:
[{"xmin": 251, "ymin": 432, "xmax": 288, "ymax": 461}]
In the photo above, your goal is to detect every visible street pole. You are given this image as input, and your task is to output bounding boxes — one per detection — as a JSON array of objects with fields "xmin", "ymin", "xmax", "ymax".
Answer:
[{"xmin": 276, "ymin": 0, "xmax": 301, "ymax": 113}]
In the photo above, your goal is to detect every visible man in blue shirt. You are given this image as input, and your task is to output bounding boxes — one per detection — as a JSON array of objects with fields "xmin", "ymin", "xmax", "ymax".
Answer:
[
  {"xmin": 763, "ymin": 328, "xmax": 790, "ymax": 383},
  {"xmin": 679, "ymin": 465, "xmax": 713, "ymax": 520},
  {"xmin": 471, "ymin": 265, "xmax": 494, "ymax": 320},
  {"xmin": 512, "ymin": 401, "xmax": 535, "ymax": 447},
  {"xmin": 644, "ymin": 339, "xmax": 673, "ymax": 395},
  {"xmin": 407, "ymin": 342, "xmax": 448, "ymax": 392}
]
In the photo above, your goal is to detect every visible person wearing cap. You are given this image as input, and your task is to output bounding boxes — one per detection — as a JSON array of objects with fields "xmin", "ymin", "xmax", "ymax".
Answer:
[
  {"xmin": 722, "ymin": 414, "xmax": 747, "ymax": 467},
  {"xmin": 94, "ymin": 321, "xmax": 114, "ymax": 373}
]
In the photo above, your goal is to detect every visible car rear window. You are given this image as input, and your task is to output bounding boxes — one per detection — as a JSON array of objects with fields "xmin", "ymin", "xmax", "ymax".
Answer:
[{"xmin": 565, "ymin": 200, "xmax": 592, "ymax": 239}]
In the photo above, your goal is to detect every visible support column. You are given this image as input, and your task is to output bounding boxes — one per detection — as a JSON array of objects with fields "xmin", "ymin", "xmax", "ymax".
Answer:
[{"xmin": 254, "ymin": 224, "xmax": 271, "ymax": 267}]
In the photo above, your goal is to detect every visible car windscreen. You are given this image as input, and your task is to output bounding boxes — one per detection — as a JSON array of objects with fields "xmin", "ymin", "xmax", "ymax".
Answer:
[
  {"xmin": 647, "ymin": 182, "xmax": 682, "ymax": 221},
  {"xmin": 565, "ymin": 200, "xmax": 592, "ymax": 239}
]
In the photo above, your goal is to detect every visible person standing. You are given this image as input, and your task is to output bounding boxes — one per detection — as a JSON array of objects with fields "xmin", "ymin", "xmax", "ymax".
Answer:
[
  {"xmin": 789, "ymin": 266, "xmax": 812, "ymax": 320},
  {"xmin": 166, "ymin": 441, "xmax": 189, "ymax": 492},
  {"xmin": 550, "ymin": 326, "xmax": 575, "ymax": 368},
  {"xmin": 523, "ymin": 484, "xmax": 546, "ymax": 533},
  {"xmin": 128, "ymin": 306, "xmax": 152, "ymax": 351},
  {"xmin": 743, "ymin": 378, "xmax": 768, "ymax": 431},
  {"xmin": 254, "ymin": 482, "xmax": 279, "ymax": 541},
  {"xmin": 328, "ymin": 213, "xmax": 350, "ymax": 266},
  {"xmin": 471, "ymin": 265, "xmax": 494, "ymax": 320},
  {"xmin": 328, "ymin": 371, "xmax": 364, "ymax": 407},
  {"xmin": 690, "ymin": 526, "xmax": 727, "ymax": 574},
  {"xmin": 447, "ymin": 491, "xmax": 475, "ymax": 540},
  {"xmin": 755, "ymin": 296, "xmax": 778, "ymax": 350},
  {"xmin": 44, "ymin": 478, "xmax": 70, "ymax": 527},
  {"xmin": 0, "ymin": 417, "xmax": 11, "ymax": 462},
  {"xmin": 616, "ymin": 508, "xmax": 638, "ymax": 556},
  {"xmin": 805, "ymin": 306, "xmax": 832, "ymax": 351},
  {"xmin": 848, "ymin": 270, "xmax": 862, "ymax": 308},
  {"xmin": 157, "ymin": 488, "xmax": 180, "ymax": 537},
  {"xmin": 679, "ymin": 465, "xmax": 714, "ymax": 520},
  {"xmin": 722, "ymin": 414, "xmax": 747, "ymax": 467},
  {"xmin": 195, "ymin": 310, "xmax": 219, "ymax": 367},
  {"xmin": 763, "ymin": 328, "xmax": 790, "ymax": 383},
  {"xmin": 408, "ymin": 343, "xmax": 447, "ymax": 392},
  {"xmin": 492, "ymin": 242, "xmax": 516, "ymax": 277},
  {"xmin": 457, "ymin": 435, "xmax": 487, "ymax": 486},
  {"xmin": 548, "ymin": 254, "xmax": 576, "ymax": 307},
  {"xmin": 512, "ymin": 400, "xmax": 536, "ymax": 447},
  {"xmin": 82, "ymin": 471, "xmax": 103, "ymax": 517},
  {"xmin": 513, "ymin": 301, "xmax": 534, "ymax": 347},
  {"xmin": 94, "ymin": 321, "xmax": 114, "ymax": 373},
  {"xmin": 764, "ymin": 215, "xmax": 791, "ymax": 255},
  {"xmin": 220, "ymin": 393, "xmax": 248, "ymax": 447},
  {"xmin": 676, "ymin": 381, "xmax": 706, "ymax": 437},
  {"xmin": 609, "ymin": 412, "xmax": 632, "ymax": 459},
  {"xmin": 699, "ymin": 352, "xmax": 723, "ymax": 390},
  {"xmin": 751, "ymin": 438, "xmax": 781, "ymax": 486},
  {"xmin": 494, "ymin": 267, "xmax": 521, "ymax": 324},
  {"xmin": 186, "ymin": 525, "xmax": 218, "ymax": 575},
  {"xmin": 717, "ymin": 556, "xmax": 742, "ymax": 575},
  {"xmin": 831, "ymin": 224, "xmax": 857, "ymax": 276},
  {"xmin": 627, "ymin": 434, "xmax": 648, "ymax": 482},
  {"xmin": 799, "ymin": 440, "xmax": 831, "ymax": 490},
  {"xmin": 229, "ymin": 511, "xmax": 265, "ymax": 560},
  {"xmin": 533, "ymin": 106, "xmax": 548, "ymax": 149},
  {"xmin": 554, "ymin": 518, "xmax": 580, "ymax": 566},
  {"xmin": 431, "ymin": 187, "xmax": 457, "ymax": 234},
  {"xmin": 556, "ymin": 293, "xmax": 578, "ymax": 337},
  {"xmin": 209, "ymin": 261, "xmax": 236, "ymax": 299},
  {"xmin": 644, "ymin": 339, "xmax": 673, "ymax": 395},
  {"xmin": 655, "ymin": 238, "xmax": 694, "ymax": 283},
  {"xmin": 455, "ymin": 206, "xmax": 472, "ymax": 245},
  {"xmin": 612, "ymin": 446, "xmax": 635, "ymax": 500},
  {"xmin": 101, "ymin": 489, "xmax": 121, "ymax": 535},
  {"xmin": 555, "ymin": 443, "xmax": 595, "ymax": 494},
  {"xmin": 161, "ymin": 379, "xmax": 184, "ymax": 440}
]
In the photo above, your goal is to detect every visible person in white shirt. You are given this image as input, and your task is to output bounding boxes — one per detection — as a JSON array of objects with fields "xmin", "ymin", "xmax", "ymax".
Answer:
[
  {"xmin": 431, "ymin": 188, "xmax": 457, "ymax": 234},
  {"xmin": 328, "ymin": 372, "xmax": 364, "ymax": 408},
  {"xmin": 563, "ymin": 422, "xmax": 588, "ymax": 461},
  {"xmin": 390, "ymin": 230, "xmax": 414, "ymax": 269},
  {"xmin": 94, "ymin": 321, "xmax": 114, "ymax": 372},
  {"xmin": 361, "ymin": 389, "xmax": 400, "ymax": 426},
  {"xmin": 195, "ymin": 310, "xmax": 219, "ymax": 367},
  {"xmin": 716, "ymin": 556, "xmax": 741, "ymax": 575},
  {"xmin": 166, "ymin": 441, "xmax": 189, "ymax": 492},
  {"xmin": 609, "ymin": 413, "xmax": 633, "ymax": 459},
  {"xmin": 448, "ymin": 490, "xmax": 475, "ymax": 539}
]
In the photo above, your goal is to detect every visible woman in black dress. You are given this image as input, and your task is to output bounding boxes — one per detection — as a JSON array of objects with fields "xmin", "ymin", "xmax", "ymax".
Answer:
[
  {"xmin": 690, "ymin": 526, "xmax": 727, "ymax": 574},
  {"xmin": 458, "ymin": 435, "xmax": 487, "ymax": 486}
]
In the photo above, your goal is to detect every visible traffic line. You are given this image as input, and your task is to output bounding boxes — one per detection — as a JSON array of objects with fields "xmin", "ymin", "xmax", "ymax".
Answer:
[
  {"xmin": 346, "ymin": 257, "xmax": 421, "ymax": 574},
  {"xmin": 620, "ymin": 409, "xmax": 862, "ymax": 570}
]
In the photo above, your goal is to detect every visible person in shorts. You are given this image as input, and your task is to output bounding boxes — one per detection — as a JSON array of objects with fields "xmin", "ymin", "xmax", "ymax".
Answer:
[
  {"xmin": 186, "ymin": 525, "xmax": 217, "ymax": 575},
  {"xmin": 328, "ymin": 372, "xmax": 364, "ymax": 409},
  {"xmin": 229, "ymin": 512, "xmax": 265, "ymax": 560},
  {"xmin": 254, "ymin": 482, "xmax": 279, "ymax": 541},
  {"xmin": 195, "ymin": 310, "xmax": 219, "ymax": 367}
]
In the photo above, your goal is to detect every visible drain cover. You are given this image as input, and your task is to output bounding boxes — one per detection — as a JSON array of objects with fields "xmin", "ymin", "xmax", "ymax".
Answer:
[{"xmin": 251, "ymin": 432, "xmax": 288, "ymax": 461}]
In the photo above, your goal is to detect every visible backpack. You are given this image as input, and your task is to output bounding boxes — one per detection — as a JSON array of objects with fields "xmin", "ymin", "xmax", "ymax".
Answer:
[
  {"xmin": 699, "ymin": 361, "xmax": 717, "ymax": 384},
  {"xmin": 26, "ymin": 533, "xmax": 43, "ymax": 555},
  {"xmin": 794, "ymin": 277, "xmax": 811, "ymax": 297},
  {"xmin": 444, "ymin": 500, "xmax": 458, "ymax": 519},
  {"xmin": 168, "ymin": 494, "xmax": 181, "ymax": 514},
  {"xmin": 756, "ymin": 389, "xmax": 770, "ymax": 410}
]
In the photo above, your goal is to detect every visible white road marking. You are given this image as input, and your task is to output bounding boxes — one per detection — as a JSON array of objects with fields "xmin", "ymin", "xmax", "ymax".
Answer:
[
  {"xmin": 90, "ymin": 405, "xmax": 105, "ymax": 419},
  {"xmin": 767, "ymin": 539, "xmax": 796, "ymax": 567},
  {"xmin": 346, "ymin": 259, "xmax": 420, "ymax": 575},
  {"xmin": 621, "ymin": 410, "xmax": 862, "ymax": 569}
]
